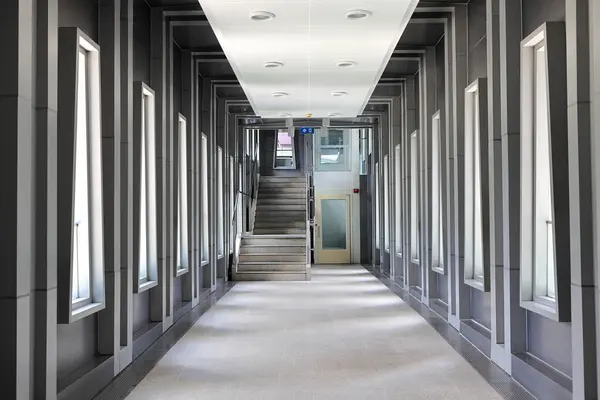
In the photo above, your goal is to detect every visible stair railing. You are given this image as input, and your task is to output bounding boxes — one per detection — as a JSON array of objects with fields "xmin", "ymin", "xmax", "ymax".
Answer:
[{"xmin": 305, "ymin": 169, "xmax": 313, "ymax": 278}]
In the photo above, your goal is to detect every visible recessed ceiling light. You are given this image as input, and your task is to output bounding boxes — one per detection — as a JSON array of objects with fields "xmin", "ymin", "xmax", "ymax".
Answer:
[
  {"xmin": 264, "ymin": 61, "xmax": 284, "ymax": 69},
  {"xmin": 331, "ymin": 91, "xmax": 348, "ymax": 97},
  {"xmin": 345, "ymin": 9, "xmax": 373, "ymax": 20},
  {"xmin": 336, "ymin": 60, "xmax": 357, "ymax": 68},
  {"xmin": 272, "ymin": 91, "xmax": 289, "ymax": 98},
  {"xmin": 250, "ymin": 11, "xmax": 275, "ymax": 21}
]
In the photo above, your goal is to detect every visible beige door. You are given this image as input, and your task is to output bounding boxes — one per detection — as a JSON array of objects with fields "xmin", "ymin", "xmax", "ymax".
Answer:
[{"xmin": 316, "ymin": 194, "xmax": 351, "ymax": 264}]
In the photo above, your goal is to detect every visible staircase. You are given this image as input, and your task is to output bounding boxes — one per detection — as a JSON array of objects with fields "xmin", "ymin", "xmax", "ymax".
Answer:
[{"xmin": 233, "ymin": 176, "xmax": 310, "ymax": 281}]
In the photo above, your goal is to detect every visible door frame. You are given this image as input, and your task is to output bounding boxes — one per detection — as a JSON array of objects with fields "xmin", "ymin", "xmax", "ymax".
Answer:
[{"xmin": 315, "ymin": 193, "xmax": 352, "ymax": 264}]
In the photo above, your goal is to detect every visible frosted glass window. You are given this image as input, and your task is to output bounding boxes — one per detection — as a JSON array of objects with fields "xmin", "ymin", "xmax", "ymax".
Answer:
[
  {"xmin": 176, "ymin": 116, "xmax": 188, "ymax": 274},
  {"xmin": 322, "ymin": 199, "xmax": 348, "ymax": 249},
  {"xmin": 201, "ymin": 134, "xmax": 209, "ymax": 262},
  {"xmin": 217, "ymin": 147, "xmax": 224, "ymax": 257},
  {"xmin": 375, "ymin": 162, "xmax": 380, "ymax": 249},
  {"xmin": 72, "ymin": 49, "xmax": 92, "ymax": 304},
  {"xmin": 410, "ymin": 132, "xmax": 420, "ymax": 262},
  {"xmin": 465, "ymin": 85, "xmax": 484, "ymax": 283},
  {"xmin": 394, "ymin": 145, "xmax": 402, "ymax": 256},
  {"xmin": 384, "ymin": 155, "xmax": 390, "ymax": 252},
  {"xmin": 533, "ymin": 43, "xmax": 555, "ymax": 301},
  {"xmin": 431, "ymin": 113, "xmax": 444, "ymax": 272}
]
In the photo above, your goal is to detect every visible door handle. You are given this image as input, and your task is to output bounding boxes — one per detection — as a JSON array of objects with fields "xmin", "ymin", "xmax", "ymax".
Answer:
[{"xmin": 316, "ymin": 224, "xmax": 321, "ymax": 238}]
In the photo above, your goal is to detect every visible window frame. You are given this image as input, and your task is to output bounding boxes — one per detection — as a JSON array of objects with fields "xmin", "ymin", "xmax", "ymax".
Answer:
[
  {"xmin": 463, "ymin": 79, "xmax": 490, "ymax": 291},
  {"xmin": 230, "ymin": 155, "xmax": 235, "ymax": 254},
  {"xmin": 217, "ymin": 146, "xmax": 224, "ymax": 258},
  {"xmin": 410, "ymin": 130, "xmax": 420, "ymax": 264},
  {"xmin": 431, "ymin": 111, "xmax": 446, "ymax": 275},
  {"xmin": 519, "ymin": 22, "xmax": 570, "ymax": 321},
  {"xmin": 384, "ymin": 155, "xmax": 390, "ymax": 252},
  {"xmin": 375, "ymin": 162, "xmax": 380, "ymax": 249},
  {"xmin": 132, "ymin": 82, "xmax": 159, "ymax": 293},
  {"xmin": 315, "ymin": 128, "xmax": 352, "ymax": 171},
  {"xmin": 394, "ymin": 145, "xmax": 402, "ymax": 257},
  {"xmin": 57, "ymin": 28, "xmax": 106, "ymax": 323},
  {"xmin": 175, "ymin": 114, "xmax": 189, "ymax": 277},
  {"xmin": 201, "ymin": 134, "xmax": 210, "ymax": 264},
  {"xmin": 273, "ymin": 129, "xmax": 296, "ymax": 169}
]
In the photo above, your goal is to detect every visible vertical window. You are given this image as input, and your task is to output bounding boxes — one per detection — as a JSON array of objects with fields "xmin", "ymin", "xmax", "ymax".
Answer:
[
  {"xmin": 394, "ymin": 145, "xmax": 402, "ymax": 256},
  {"xmin": 274, "ymin": 129, "xmax": 296, "ymax": 169},
  {"xmin": 72, "ymin": 49, "xmax": 91, "ymax": 305},
  {"xmin": 359, "ymin": 129, "xmax": 369, "ymax": 175},
  {"xmin": 464, "ymin": 82, "xmax": 485, "ymax": 287},
  {"xmin": 135, "ymin": 82, "xmax": 158, "ymax": 292},
  {"xmin": 59, "ymin": 29, "xmax": 106, "ymax": 322},
  {"xmin": 410, "ymin": 131, "xmax": 420, "ymax": 262},
  {"xmin": 431, "ymin": 112, "xmax": 444, "ymax": 273},
  {"xmin": 315, "ymin": 128, "xmax": 351, "ymax": 171},
  {"xmin": 519, "ymin": 24, "xmax": 569, "ymax": 320},
  {"xmin": 230, "ymin": 155, "xmax": 235, "ymax": 254},
  {"xmin": 375, "ymin": 162, "xmax": 380, "ymax": 249},
  {"xmin": 217, "ymin": 147, "xmax": 224, "ymax": 258},
  {"xmin": 238, "ymin": 163, "xmax": 243, "ymax": 234},
  {"xmin": 201, "ymin": 134, "xmax": 209, "ymax": 262},
  {"xmin": 384, "ymin": 155, "xmax": 390, "ymax": 252},
  {"xmin": 176, "ymin": 115, "xmax": 189, "ymax": 276}
]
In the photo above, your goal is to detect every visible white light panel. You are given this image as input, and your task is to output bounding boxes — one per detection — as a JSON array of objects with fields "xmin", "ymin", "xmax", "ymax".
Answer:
[{"xmin": 198, "ymin": 0, "xmax": 418, "ymax": 118}]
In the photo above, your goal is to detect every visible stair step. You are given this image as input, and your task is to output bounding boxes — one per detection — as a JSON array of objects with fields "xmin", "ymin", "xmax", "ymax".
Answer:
[
  {"xmin": 233, "ymin": 272, "xmax": 309, "ymax": 281},
  {"xmin": 237, "ymin": 262, "xmax": 306, "ymax": 272},
  {"xmin": 260, "ymin": 183, "xmax": 305, "ymax": 189},
  {"xmin": 259, "ymin": 192, "xmax": 306, "ymax": 199},
  {"xmin": 254, "ymin": 229, "xmax": 307, "ymax": 235},
  {"xmin": 256, "ymin": 204, "xmax": 306, "ymax": 211},
  {"xmin": 240, "ymin": 245, "xmax": 305, "ymax": 254},
  {"xmin": 261, "ymin": 176, "xmax": 306, "ymax": 182},
  {"xmin": 239, "ymin": 253, "xmax": 306, "ymax": 262},
  {"xmin": 257, "ymin": 198, "xmax": 305, "ymax": 205},
  {"xmin": 242, "ymin": 236, "xmax": 306, "ymax": 246},
  {"xmin": 254, "ymin": 221, "xmax": 306, "ymax": 228}
]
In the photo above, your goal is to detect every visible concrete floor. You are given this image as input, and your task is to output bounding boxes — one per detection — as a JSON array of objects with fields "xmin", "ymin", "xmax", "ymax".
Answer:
[{"xmin": 126, "ymin": 266, "xmax": 503, "ymax": 400}]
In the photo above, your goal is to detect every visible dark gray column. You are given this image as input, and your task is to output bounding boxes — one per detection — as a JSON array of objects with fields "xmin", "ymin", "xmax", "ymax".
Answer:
[
  {"xmin": 486, "ymin": 0, "xmax": 507, "ymax": 371},
  {"xmin": 499, "ymin": 0, "xmax": 526, "ymax": 366},
  {"xmin": 118, "ymin": 0, "xmax": 134, "ymax": 371},
  {"xmin": 150, "ymin": 7, "xmax": 167, "ymax": 324},
  {"xmin": 34, "ymin": 0, "xmax": 59, "ymax": 397},
  {"xmin": 164, "ymin": 18, "xmax": 174, "ymax": 325},
  {"xmin": 565, "ymin": 0, "xmax": 596, "ymax": 396},
  {"xmin": 98, "ymin": 0, "xmax": 122, "ymax": 372},
  {"xmin": 451, "ymin": 5, "xmax": 470, "ymax": 325},
  {"xmin": 0, "ymin": 1, "xmax": 35, "ymax": 397}
]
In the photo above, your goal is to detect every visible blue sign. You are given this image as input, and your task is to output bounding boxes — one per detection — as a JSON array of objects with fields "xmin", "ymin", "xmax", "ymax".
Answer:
[{"xmin": 299, "ymin": 127, "xmax": 314, "ymax": 135}]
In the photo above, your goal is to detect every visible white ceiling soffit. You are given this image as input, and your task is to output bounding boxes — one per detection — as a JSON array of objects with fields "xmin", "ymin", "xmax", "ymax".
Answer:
[{"xmin": 198, "ymin": 0, "xmax": 419, "ymax": 119}]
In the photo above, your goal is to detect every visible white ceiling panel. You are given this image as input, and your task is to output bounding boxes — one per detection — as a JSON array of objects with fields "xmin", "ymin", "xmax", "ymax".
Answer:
[{"xmin": 198, "ymin": 0, "xmax": 418, "ymax": 118}]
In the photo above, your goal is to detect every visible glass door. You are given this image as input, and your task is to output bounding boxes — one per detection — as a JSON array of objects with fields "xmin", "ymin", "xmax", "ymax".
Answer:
[{"xmin": 316, "ymin": 194, "xmax": 351, "ymax": 264}]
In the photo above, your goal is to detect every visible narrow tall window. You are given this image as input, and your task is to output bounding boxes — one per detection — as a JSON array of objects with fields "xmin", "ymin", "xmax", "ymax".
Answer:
[
  {"xmin": 274, "ymin": 129, "xmax": 296, "ymax": 169},
  {"xmin": 410, "ymin": 131, "xmax": 420, "ymax": 262},
  {"xmin": 431, "ymin": 112, "xmax": 444, "ymax": 273},
  {"xmin": 375, "ymin": 162, "xmax": 380, "ymax": 249},
  {"xmin": 394, "ymin": 145, "xmax": 402, "ymax": 256},
  {"xmin": 519, "ymin": 23, "xmax": 568, "ymax": 321},
  {"xmin": 72, "ymin": 48, "xmax": 92, "ymax": 305},
  {"xmin": 230, "ymin": 155, "xmax": 235, "ymax": 254},
  {"xmin": 176, "ymin": 115, "xmax": 189, "ymax": 276},
  {"xmin": 384, "ymin": 155, "xmax": 390, "ymax": 252},
  {"xmin": 201, "ymin": 134, "xmax": 209, "ymax": 262},
  {"xmin": 217, "ymin": 147, "xmax": 224, "ymax": 258},
  {"xmin": 139, "ymin": 93, "xmax": 148, "ymax": 283},
  {"xmin": 533, "ymin": 42, "xmax": 555, "ymax": 301},
  {"xmin": 465, "ymin": 82, "xmax": 485, "ymax": 287}
]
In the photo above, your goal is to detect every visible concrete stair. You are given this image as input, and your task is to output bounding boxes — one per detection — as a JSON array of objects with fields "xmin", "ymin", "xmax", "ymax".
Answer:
[{"xmin": 233, "ymin": 176, "xmax": 310, "ymax": 281}]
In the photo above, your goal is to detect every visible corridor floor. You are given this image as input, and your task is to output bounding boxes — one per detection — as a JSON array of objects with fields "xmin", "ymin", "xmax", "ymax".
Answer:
[{"xmin": 126, "ymin": 266, "xmax": 504, "ymax": 400}]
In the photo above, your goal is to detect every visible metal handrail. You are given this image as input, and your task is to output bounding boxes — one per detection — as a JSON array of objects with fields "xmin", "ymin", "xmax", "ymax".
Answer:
[{"xmin": 305, "ymin": 169, "xmax": 312, "ymax": 275}]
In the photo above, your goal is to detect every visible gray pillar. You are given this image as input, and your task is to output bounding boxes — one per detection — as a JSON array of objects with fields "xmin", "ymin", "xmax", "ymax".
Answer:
[
  {"xmin": 164, "ymin": 18, "xmax": 174, "ymax": 325},
  {"xmin": 486, "ymin": 0, "xmax": 507, "ymax": 371},
  {"xmin": 565, "ymin": 0, "xmax": 596, "ymax": 396},
  {"xmin": 34, "ymin": 0, "xmax": 59, "ymax": 397},
  {"xmin": 451, "ymin": 5, "xmax": 470, "ymax": 325},
  {"xmin": 499, "ymin": 0, "xmax": 526, "ymax": 369},
  {"xmin": 118, "ymin": 0, "xmax": 134, "ymax": 371},
  {"xmin": 0, "ymin": 1, "xmax": 35, "ymax": 397},
  {"xmin": 150, "ymin": 7, "xmax": 167, "ymax": 324}
]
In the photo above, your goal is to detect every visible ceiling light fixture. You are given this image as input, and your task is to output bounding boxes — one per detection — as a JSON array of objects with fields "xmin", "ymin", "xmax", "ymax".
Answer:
[
  {"xmin": 336, "ymin": 60, "xmax": 357, "ymax": 68},
  {"xmin": 272, "ymin": 91, "xmax": 289, "ymax": 98},
  {"xmin": 280, "ymin": 112, "xmax": 292, "ymax": 117},
  {"xmin": 250, "ymin": 11, "xmax": 276, "ymax": 21},
  {"xmin": 331, "ymin": 91, "xmax": 348, "ymax": 97},
  {"xmin": 264, "ymin": 61, "xmax": 284, "ymax": 69},
  {"xmin": 328, "ymin": 112, "xmax": 342, "ymax": 117},
  {"xmin": 345, "ymin": 9, "xmax": 373, "ymax": 20}
]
